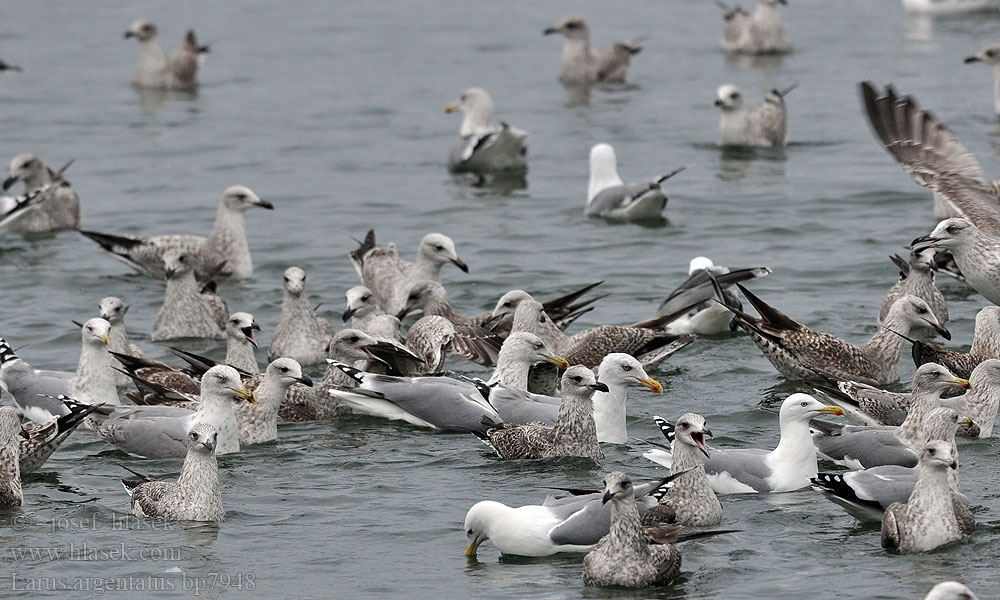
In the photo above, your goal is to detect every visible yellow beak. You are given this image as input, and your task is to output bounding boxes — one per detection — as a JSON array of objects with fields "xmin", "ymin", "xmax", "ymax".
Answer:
[
  {"xmin": 445, "ymin": 102, "xmax": 458, "ymax": 114},
  {"xmin": 542, "ymin": 354, "xmax": 570, "ymax": 370},
  {"xmin": 99, "ymin": 334, "xmax": 110, "ymax": 345},
  {"xmin": 817, "ymin": 405, "xmax": 844, "ymax": 416},
  {"xmin": 959, "ymin": 417, "xmax": 975, "ymax": 427},
  {"xmin": 637, "ymin": 377, "xmax": 663, "ymax": 393},
  {"xmin": 951, "ymin": 377, "xmax": 971, "ymax": 391},
  {"xmin": 231, "ymin": 386, "xmax": 257, "ymax": 404},
  {"xmin": 465, "ymin": 536, "xmax": 481, "ymax": 557}
]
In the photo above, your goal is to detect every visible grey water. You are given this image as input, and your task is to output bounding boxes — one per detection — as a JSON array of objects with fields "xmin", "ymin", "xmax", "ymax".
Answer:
[{"xmin": 1, "ymin": 0, "xmax": 1000, "ymax": 598}]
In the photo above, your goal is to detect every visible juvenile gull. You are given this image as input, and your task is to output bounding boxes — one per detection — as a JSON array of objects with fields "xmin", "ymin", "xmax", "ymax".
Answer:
[
  {"xmin": 658, "ymin": 257, "xmax": 771, "ymax": 335},
  {"xmin": 464, "ymin": 476, "xmax": 671, "ymax": 557},
  {"xmin": 717, "ymin": 0, "xmax": 792, "ymax": 55},
  {"xmin": 98, "ymin": 297, "xmax": 145, "ymax": 387},
  {"xmin": 3, "ymin": 153, "xmax": 80, "ymax": 232},
  {"xmin": 726, "ymin": 285, "xmax": 949, "ymax": 385},
  {"xmin": 912, "ymin": 219, "xmax": 1000, "ymax": 306},
  {"xmin": 342, "ymin": 285, "xmax": 384, "ymax": 332},
  {"xmin": 269, "ymin": 266, "xmax": 335, "ymax": 366},
  {"xmin": 231, "ymin": 359, "xmax": 312, "ymax": 446},
  {"xmin": 475, "ymin": 366, "xmax": 606, "ymax": 460},
  {"xmin": 939, "ymin": 358, "xmax": 1000, "ymax": 438},
  {"xmin": 80, "ymin": 185, "xmax": 272, "ymax": 279},
  {"xmin": 907, "ymin": 306, "xmax": 1000, "ymax": 378},
  {"xmin": 445, "ymin": 87, "xmax": 527, "ymax": 175},
  {"xmin": 879, "ymin": 252, "xmax": 948, "ymax": 326},
  {"xmin": 20, "ymin": 401, "xmax": 102, "ymax": 474},
  {"xmin": 585, "ymin": 143, "xmax": 684, "ymax": 221},
  {"xmin": 860, "ymin": 82, "xmax": 1000, "ymax": 230},
  {"xmin": 543, "ymin": 15, "xmax": 642, "ymax": 84},
  {"xmin": 643, "ymin": 414, "xmax": 723, "ymax": 527},
  {"xmin": 90, "ymin": 365, "xmax": 254, "ymax": 458},
  {"xmin": 645, "ymin": 394, "xmax": 843, "ymax": 493},
  {"xmin": 488, "ymin": 283, "xmax": 606, "ymax": 332},
  {"xmin": 924, "ymin": 582, "xmax": 980, "ymax": 600},
  {"xmin": 121, "ymin": 423, "xmax": 224, "ymax": 522},
  {"xmin": 881, "ymin": 441, "xmax": 974, "ymax": 553},
  {"xmin": 965, "ymin": 43, "xmax": 1000, "ymax": 116},
  {"xmin": 222, "ymin": 312, "xmax": 260, "ymax": 373},
  {"xmin": 715, "ymin": 83, "xmax": 795, "ymax": 147},
  {"xmin": 0, "ymin": 407, "xmax": 24, "ymax": 507},
  {"xmin": 0, "ymin": 319, "xmax": 119, "ymax": 423},
  {"xmin": 349, "ymin": 230, "xmax": 468, "ymax": 316},
  {"xmin": 0, "ymin": 186, "xmax": 52, "ymax": 238},
  {"xmin": 152, "ymin": 249, "xmax": 227, "ymax": 341},
  {"xmin": 124, "ymin": 19, "xmax": 207, "ymax": 90}
]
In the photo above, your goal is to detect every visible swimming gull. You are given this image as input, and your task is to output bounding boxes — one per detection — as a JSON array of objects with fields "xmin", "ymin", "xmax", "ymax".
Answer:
[
  {"xmin": 488, "ymin": 283, "xmax": 606, "ymax": 332},
  {"xmin": 222, "ymin": 312, "xmax": 260, "ymax": 373},
  {"xmin": 98, "ymin": 296, "xmax": 146, "ymax": 387},
  {"xmin": 475, "ymin": 366, "xmax": 606, "ymax": 460},
  {"xmin": 80, "ymin": 185, "xmax": 272, "ymax": 279},
  {"xmin": 879, "ymin": 251, "xmax": 948, "ymax": 326},
  {"xmin": 0, "ymin": 185, "xmax": 54, "ymax": 238},
  {"xmin": 658, "ymin": 257, "xmax": 771, "ymax": 335},
  {"xmin": 585, "ymin": 143, "xmax": 684, "ymax": 221},
  {"xmin": 121, "ymin": 423, "xmax": 225, "ymax": 522},
  {"xmin": 0, "ymin": 407, "xmax": 24, "ymax": 507},
  {"xmin": 715, "ymin": 83, "xmax": 795, "ymax": 147},
  {"xmin": 89, "ymin": 365, "xmax": 254, "ymax": 458},
  {"xmin": 726, "ymin": 285, "xmax": 949, "ymax": 385},
  {"xmin": 464, "ymin": 475, "xmax": 673, "ymax": 557},
  {"xmin": 965, "ymin": 43, "xmax": 1000, "ymax": 115},
  {"xmin": 717, "ymin": 0, "xmax": 792, "ymax": 54},
  {"xmin": 939, "ymin": 358, "xmax": 1000, "ymax": 438},
  {"xmin": 269, "ymin": 267, "xmax": 334, "ymax": 366},
  {"xmin": 2, "ymin": 153, "xmax": 80, "ymax": 232},
  {"xmin": 349, "ymin": 230, "xmax": 468, "ymax": 316},
  {"xmin": 0, "ymin": 319, "xmax": 119, "ymax": 423},
  {"xmin": 645, "ymin": 394, "xmax": 843, "ymax": 493},
  {"xmin": 151, "ymin": 248, "xmax": 228, "ymax": 341},
  {"xmin": 912, "ymin": 219, "xmax": 1000, "ymax": 306},
  {"xmin": 229, "ymin": 359, "xmax": 311, "ymax": 445},
  {"xmin": 924, "ymin": 582, "xmax": 980, "ymax": 600},
  {"xmin": 20, "ymin": 400, "xmax": 101, "ymax": 474},
  {"xmin": 543, "ymin": 15, "xmax": 642, "ymax": 84},
  {"xmin": 124, "ymin": 19, "xmax": 207, "ymax": 90},
  {"xmin": 881, "ymin": 440, "xmax": 974, "ymax": 553},
  {"xmin": 642, "ymin": 413, "xmax": 723, "ymax": 527},
  {"xmin": 445, "ymin": 87, "xmax": 527, "ymax": 175},
  {"xmin": 905, "ymin": 306, "xmax": 1000, "ymax": 379}
]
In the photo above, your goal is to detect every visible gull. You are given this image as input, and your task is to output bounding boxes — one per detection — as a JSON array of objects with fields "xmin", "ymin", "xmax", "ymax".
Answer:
[
  {"xmin": 881, "ymin": 441, "xmax": 974, "ymax": 553},
  {"xmin": 80, "ymin": 185, "xmax": 272, "ymax": 279},
  {"xmin": 225, "ymin": 359, "xmax": 313, "ymax": 446},
  {"xmin": 124, "ymin": 19, "xmax": 208, "ymax": 90},
  {"xmin": 97, "ymin": 296, "xmax": 145, "ymax": 387},
  {"xmin": 905, "ymin": 306, "xmax": 1000, "ymax": 378},
  {"xmin": 934, "ymin": 358, "xmax": 1000, "ymax": 438},
  {"xmin": 860, "ymin": 81, "xmax": 1000, "ymax": 231},
  {"xmin": 725, "ymin": 285, "xmax": 950, "ymax": 385},
  {"xmin": 0, "ymin": 319, "xmax": 119, "ymax": 423},
  {"xmin": 964, "ymin": 43, "xmax": 1000, "ymax": 116},
  {"xmin": 20, "ymin": 401, "xmax": 101, "ymax": 474},
  {"xmin": 464, "ymin": 475, "xmax": 673, "ymax": 558},
  {"xmin": 121, "ymin": 423, "xmax": 224, "ymax": 522},
  {"xmin": 269, "ymin": 266, "xmax": 335, "ymax": 366},
  {"xmin": 642, "ymin": 413, "xmax": 723, "ymax": 527},
  {"xmin": 487, "ymin": 283, "xmax": 606, "ymax": 332},
  {"xmin": 445, "ymin": 87, "xmax": 527, "ymax": 175},
  {"xmin": 585, "ymin": 144, "xmax": 684, "ymax": 221},
  {"xmin": 0, "ymin": 407, "xmax": 24, "ymax": 507},
  {"xmin": 658, "ymin": 257, "xmax": 771, "ymax": 335},
  {"xmin": 89, "ymin": 365, "xmax": 255, "ymax": 458},
  {"xmin": 644, "ymin": 394, "xmax": 844, "ymax": 493},
  {"xmin": 715, "ymin": 83, "xmax": 795, "ymax": 147},
  {"xmin": 474, "ymin": 366, "xmax": 607, "ymax": 460},
  {"xmin": 543, "ymin": 15, "xmax": 642, "ymax": 85},
  {"xmin": 912, "ymin": 219, "xmax": 1000, "ymax": 306},
  {"xmin": 924, "ymin": 582, "xmax": 980, "ymax": 600},
  {"xmin": 0, "ymin": 185, "xmax": 53, "ymax": 238},
  {"xmin": 879, "ymin": 251, "xmax": 948, "ymax": 326},
  {"xmin": 349, "ymin": 230, "xmax": 468, "ymax": 316},
  {"xmin": 717, "ymin": 0, "xmax": 792, "ymax": 55},
  {"xmin": 3, "ymin": 153, "xmax": 80, "ymax": 232},
  {"xmin": 152, "ymin": 248, "xmax": 228, "ymax": 341}
]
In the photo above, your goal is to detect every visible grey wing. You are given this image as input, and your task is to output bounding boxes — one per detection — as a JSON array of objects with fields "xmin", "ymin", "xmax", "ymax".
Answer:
[
  {"xmin": 880, "ymin": 503, "xmax": 902, "ymax": 549},
  {"xmin": 658, "ymin": 267, "xmax": 770, "ymax": 317},
  {"xmin": 94, "ymin": 414, "xmax": 190, "ymax": 458},
  {"xmin": 488, "ymin": 386, "xmax": 559, "ymax": 425},
  {"xmin": 704, "ymin": 449, "xmax": 773, "ymax": 492},
  {"xmin": 361, "ymin": 378, "xmax": 499, "ymax": 431},
  {"xmin": 131, "ymin": 481, "xmax": 171, "ymax": 517},
  {"xmin": 2, "ymin": 364, "xmax": 72, "ymax": 419},
  {"xmin": 953, "ymin": 497, "xmax": 976, "ymax": 536},
  {"xmin": 593, "ymin": 43, "xmax": 637, "ymax": 82},
  {"xmin": 860, "ymin": 81, "xmax": 1000, "ymax": 235},
  {"xmin": 842, "ymin": 465, "xmax": 919, "ymax": 508},
  {"xmin": 547, "ymin": 500, "xmax": 612, "ymax": 547},
  {"xmin": 812, "ymin": 429, "xmax": 917, "ymax": 468},
  {"xmin": 448, "ymin": 133, "xmax": 492, "ymax": 168},
  {"xmin": 586, "ymin": 183, "xmax": 650, "ymax": 216}
]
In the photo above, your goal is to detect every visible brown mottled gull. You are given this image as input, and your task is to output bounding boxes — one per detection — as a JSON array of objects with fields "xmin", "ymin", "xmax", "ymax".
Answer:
[
  {"xmin": 717, "ymin": 0, "xmax": 792, "ymax": 55},
  {"xmin": 80, "ymin": 185, "xmax": 272, "ymax": 279},
  {"xmin": 269, "ymin": 267, "xmax": 335, "ymax": 367},
  {"xmin": 0, "ymin": 407, "xmax": 24, "ymax": 507},
  {"xmin": 715, "ymin": 84, "xmax": 795, "ymax": 147},
  {"xmin": 445, "ymin": 87, "xmax": 527, "ymax": 175},
  {"xmin": 231, "ymin": 359, "xmax": 312, "ymax": 446},
  {"xmin": 2, "ymin": 153, "xmax": 80, "ymax": 232},
  {"xmin": 125, "ymin": 19, "xmax": 207, "ymax": 90},
  {"xmin": 121, "ymin": 423, "xmax": 224, "ymax": 522},
  {"xmin": 19, "ymin": 401, "xmax": 101, "ymax": 474},
  {"xmin": 543, "ymin": 15, "xmax": 641, "ymax": 84},
  {"xmin": 99, "ymin": 296, "xmax": 146, "ymax": 387},
  {"xmin": 879, "ymin": 252, "xmax": 948, "ymax": 326},
  {"xmin": 152, "ymin": 248, "xmax": 227, "ymax": 341},
  {"xmin": 906, "ymin": 308, "xmax": 1000, "ymax": 379},
  {"xmin": 881, "ymin": 441, "xmax": 974, "ymax": 553},
  {"xmin": 643, "ymin": 414, "xmax": 722, "ymax": 527}
]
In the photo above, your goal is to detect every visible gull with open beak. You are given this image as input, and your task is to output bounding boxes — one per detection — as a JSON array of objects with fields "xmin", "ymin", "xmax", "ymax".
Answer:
[{"xmin": 643, "ymin": 413, "xmax": 723, "ymax": 527}]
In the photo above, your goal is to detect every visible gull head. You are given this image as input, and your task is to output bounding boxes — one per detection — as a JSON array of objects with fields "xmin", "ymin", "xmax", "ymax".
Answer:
[
  {"xmin": 497, "ymin": 332, "xmax": 569, "ymax": 370},
  {"xmin": 187, "ymin": 423, "xmax": 218, "ymax": 454},
  {"xmin": 226, "ymin": 312, "xmax": 260, "ymax": 349},
  {"xmin": 674, "ymin": 412, "xmax": 712, "ymax": 457},
  {"xmin": 909, "ymin": 249, "xmax": 936, "ymax": 275},
  {"xmin": 343, "ymin": 285, "xmax": 378, "ymax": 322},
  {"xmin": 688, "ymin": 256, "xmax": 715, "ymax": 275},
  {"xmin": 924, "ymin": 582, "xmax": 979, "ymax": 600},
  {"xmin": 464, "ymin": 500, "xmax": 512, "ymax": 557},
  {"xmin": 161, "ymin": 248, "xmax": 194, "ymax": 281},
  {"xmin": 397, "ymin": 280, "xmax": 448, "ymax": 319},
  {"xmin": 265, "ymin": 357, "xmax": 313, "ymax": 389},
  {"xmin": 81, "ymin": 318, "xmax": 111, "ymax": 347},
  {"xmin": 124, "ymin": 19, "xmax": 158, "ymax": 42},
  {"xmin": 715, "ymin": 84, "xmax": 743, "ymax": 111},
  {"xmin": 202, "ymin": 365, "xmax": 255, "ymax": 404},
  {"xmin": 445, "ymin": 87, "xmax": 496, "ymax": 135},
  {"xmin": 969, "ymin": 358, "xmax": 1000, "ymax": 396},
  {"xmin": 563, "ymin": 364, "xmax": 610, "ymax": 396},
  {"xmin": 965, "ymin": 43, "xmax": 1000, "ymax": 66},
  {"xmin": 919, "ymin": 440, "xmax": 957, "ymax": 471},
  {"xmin": 885, "ymin": 295, "xmax": 951, "ymax": 340},
  {"xmin": 779, "ymin": 393, "xmax": 842, "ymax": 424},
  {"xmin": 3, "ymin": 153, "xmax": 43, "ymax": 191},
  {"xmin": 0, "ymin": 406, "xmax": 24, "ymax": 446},
  {"xmin": 327, "ymin": 329, "xmax": 388, "ymax": 366},
  {"xmin": 511, "ymin": 299, "xmax": 556, "ymax": 336},
  {"xmin": 596, "ymin": 353, "xmax": 662, "ymax": 393},
  {"xmin": 974, "ymin": 307, "xmax": 1000, "ymax": 345},
  {"xmin": 923, "ymin": 407, "xmax": 965, "ymax": 441},
  {"xmin": 282, "ymin": 266, "xmax": 307, "ymax": 298},
  {"xmin": 911, "ymin": 218, "xmax": 975, "ymax": 253},
  {"xmin": 544, "ymin": 15, "xmax": 590, "ymax": 41},
  {"xmin": 588, "ymin": 144, "xmax": 623, "ymax": 199},
  {"xmin": 221, "ymin": 185, "xmax": 273, "ymax": 212},
  {"xmin": 601, "ymin": 471, "xmax": 634, "ymax": 504},
  {"xmin": 417, "ymin": 233, "xmax": 468, "ymax": 273},
  {"xmin": 99, "ymin": 296, "xmax": 130, "ymax": 325},
  {"xmin": 490, "ymin": 289, "xmax": 533, "ymax": 321},
  {"xmin": 912, "ymin": 363, "xmax": 968, "ymax": 396}
]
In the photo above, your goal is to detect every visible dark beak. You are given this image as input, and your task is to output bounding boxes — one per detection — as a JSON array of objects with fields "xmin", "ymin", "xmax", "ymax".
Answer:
[
  {"xmin": 255, "ymin": 199, "xmax": 274, "ymax": 210},
  {"xmin": 544, "ymin": 27, "xmax": 558, "ymax": 35},
  {"xmin": 589, "ymin": 381, "xmax": 610, "ymax": 393},
  {"xmin": 451, "ymin": 257, "xmax": 469, "ymax": 273},
  {"xmin": 713, "ymin": 99, "xmax": 723, "ymax": 107},
  {"xmin": 950, "ymin": 460, "xmax": 958, "ymax": 469},
  {"xmin": 910, "ymin": 235, "xmax": 938, "ymax": 253},
  {"xmin": 18, "ymin": 428, "xmax": 29, "ymax": 440},
  {"xmin": 296, "ymin": 374, "xmax": 314, "ymax": 387},
  {"xmin": 601, "ymin": 490, "xmax": 613, "ymax": 504},
  {"xmin": 965, "ymin": 56, "xmax": 980, "ymax": 63},
  {"xmin": 241, "ymin": 326, "xmax": 259, "ymax": 349},
  {"xmin": 2, "ymin": 175, "xmax": 18, "ymax": 191},
  {"xmin": 124, "ymin": 31, "xmax": 136, "ymax": 39},
  {"xmin": 71, "ymin": 319, "xmax": 85, "ymax": 329},
  {"xmin": 202, "ymin": 438, "xmax": 216, "ymax": 452},
  {"xmin": 342, "ymin": 307, "xmax": 356, "ymax": 322},
  {"xmin": 396, "ymin": 307, "xmax": 411, "ymax": 319},
  {"xmin": 164, "ymin": 268, "xmax": 176, "ymax": 280},
  {"xmin": 933, "ymin": 323, "xmax": 951, "ymax": 341}
]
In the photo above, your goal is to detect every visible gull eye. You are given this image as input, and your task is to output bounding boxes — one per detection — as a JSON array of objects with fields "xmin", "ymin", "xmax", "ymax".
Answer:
[
  {"xmin": 988, "ymin": 49, "xmax": 997, "ymax": 57},
  {"xmin": 533, "ymin": 342, "xmax": 543, "ymax": 350},
  {"xmin": 731, "ymin": 92, "xmax": 740, "ymax": 100},
  {"xmin": 928, "ymin": 447, "xmax": 936, "ymax": 455},
  {"xmin": 946, "ymin": 225, "xmax": 959, "ymax": 234},
  {"xmin": 800, "ymin": 401, "xmax": 808, "ymax": 407},
  {"xmin": 283, "ymin": 277, "xmax": 289, "ymax": 282},
  {"xmin": 348, "ymin": 336, "xmax": 359, "ymax": 343},
  {"xmin": 573, "ymin": 376, "xmax": 582, "ymax": 383},
  {"xmin": 622, "ymin": 365, "xmax": 632, "ymax": 372},
  {"xmin": 679, "ymin": 422, "xmax": 688, "ymax": 429},
  {"xmin": 279, "ymin": 366, "xmax": 289, "ymax": 373},
  {"xmin": 467, "ymin": 528, "xmax": 473, "ymax": 535},
  {"xmin": 362, "ymin": 295, "xmax": 370, "ymax": 302},
  {"xmin": 216, "ymin": 374, "xmax": 226, "ymax": 382},
  {"xmin": 235, "ymin": 193, "xmax": 247, "ymax": 201},
  {"xmin": 916, "ymin": 306, "xmax": 927, "ymax": 315}
]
